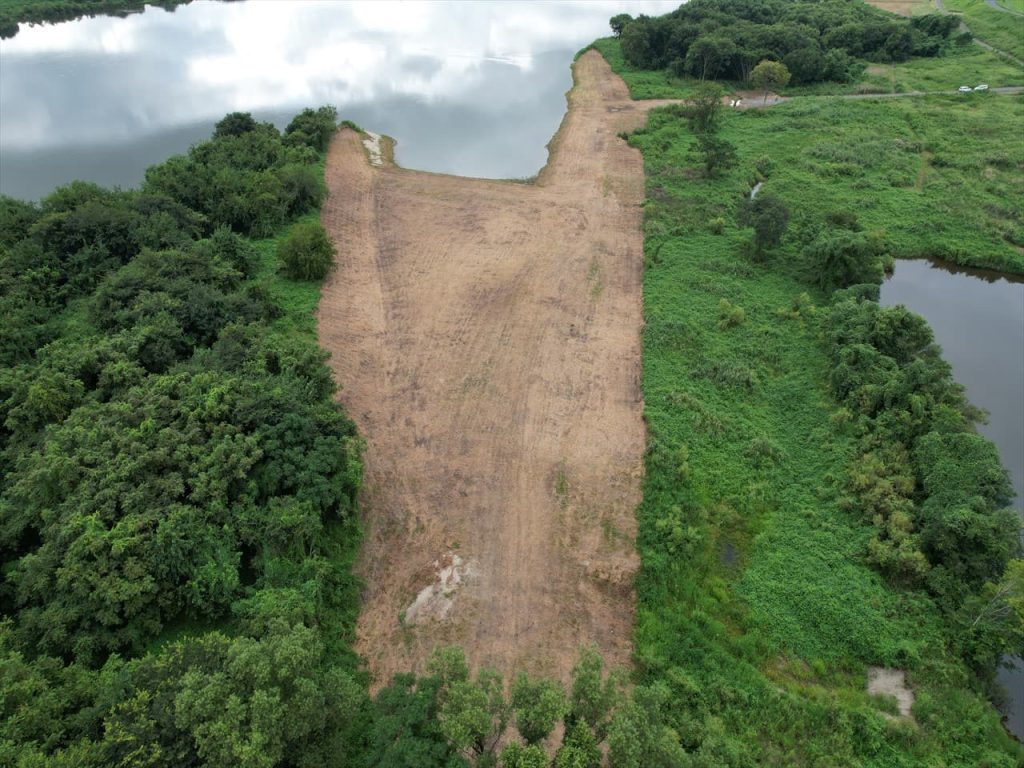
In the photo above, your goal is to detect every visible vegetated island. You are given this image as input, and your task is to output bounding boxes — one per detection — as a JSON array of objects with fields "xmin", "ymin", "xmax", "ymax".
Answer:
[{"xmin": 0, "ymin": 0, "xmax": 192, "ymax": 38}]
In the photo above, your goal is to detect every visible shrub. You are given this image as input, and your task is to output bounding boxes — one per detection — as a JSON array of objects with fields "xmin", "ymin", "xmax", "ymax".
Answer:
[
  {"xmin": 805, "ymin": 231, "xmax": 885, "ymax": 292},
  {"xmin": 276, "ymin": 163, "xmax": 325, "ymax": 217},
  {"xmin": 717, "ymin": 298, "xmax": 746, "ymax": 329},
  {"xmin": 738, "ymin": 193, "xmax": 790, "ymax": 256},
  {"xmin": 284, "ymin": 106, "xmax": 338, "ymax": 153},
  {"xmin": 278, "ymin": 221, "xmax": 336, "ymax": 281},
  {"xmin": 708, "ymin": 217, "xmax": 726, "ymax": 235}
]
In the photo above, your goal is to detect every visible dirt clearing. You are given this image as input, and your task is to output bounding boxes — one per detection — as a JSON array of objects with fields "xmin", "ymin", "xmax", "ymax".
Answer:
[{"xmin": 318, "ymin": 51, "xmax": 661, "ymax": 686}]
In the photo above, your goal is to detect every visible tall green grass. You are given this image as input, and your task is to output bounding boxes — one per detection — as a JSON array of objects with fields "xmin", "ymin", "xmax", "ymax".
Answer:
[
  {"xmin": 945, "ymin": 0, "xmax": 1024, "ymax": 60},
  {"xmin": 603, "ymin": 44, "xmax": 1023, "ymax": 765}
]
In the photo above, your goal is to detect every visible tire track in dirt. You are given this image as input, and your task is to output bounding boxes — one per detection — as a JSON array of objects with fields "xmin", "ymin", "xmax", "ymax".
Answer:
[{"xmin": 318, "ymin": 50, "xmax": 665, "ymax": 686}]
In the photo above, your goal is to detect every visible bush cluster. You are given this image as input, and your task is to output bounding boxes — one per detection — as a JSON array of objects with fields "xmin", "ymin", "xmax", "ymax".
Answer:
[
  {"xmin": 0, "ymin": 107, "xmax": 373, "ymax": 766},
  {"xmin": 279, "ymin": 220, "xmax": 336, "ymax": 281},
  {"xmin": 615, "ymin": 0, "xmax": 958, "ymax": 85},
  {"xmin": 824, "ymin": 293, "xmax": 1019, "ymax": 661}
]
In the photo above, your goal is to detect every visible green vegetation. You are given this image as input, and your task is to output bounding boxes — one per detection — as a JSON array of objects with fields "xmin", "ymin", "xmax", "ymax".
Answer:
[
  {"xmin": 612, "ymin": 0, "xmax": 961, "ymax": 86},
  {"xmin": 278, "ymin": 220, "xmax": 336, "ymax": 281},
  {"xmin": 362, "ymin": 645, "xmax": 693, "ymax": 768},
  {"xmin": 0, "ymin": 0, "xmax": 192, "ymax": 38},
  {"xmin": 595, "ymin": 9, "xmax": 1024, "ymax": 761},
  {"xmin": 585, "ymin": 3, "xmax": 1024, "ymax": 100},
  {"xmin": 848, "ymin": 44, "xmax": 1023, "ymax": 92},
  {"xmin": 0, "ymin": 106, "xmax": 377, "ymax": 766},
  {"xmin": 944, "ymin": 0, "xmax": 1024, "ymax": 60},
  {"xmin": 599, "ymin": 34, "xmax": 1024, "ymax": 274}
]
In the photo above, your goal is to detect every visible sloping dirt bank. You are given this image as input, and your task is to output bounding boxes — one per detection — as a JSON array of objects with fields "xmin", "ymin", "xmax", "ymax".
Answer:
[{"xmin": 318, "ymin": 50, "xmax": 664, "ymax": 685}]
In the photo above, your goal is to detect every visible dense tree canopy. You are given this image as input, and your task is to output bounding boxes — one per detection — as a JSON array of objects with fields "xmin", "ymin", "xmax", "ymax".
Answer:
[
  {"xmin": 0, "ymin": 107, "xmax": 373, "ymax": 766},
  {"xmin": 615, "ymin": 0, "xmax": 959, "ymax": 85},
  {"xmin": 823, "ymin": 293, "xmax": 1020, "ymax": 662}
]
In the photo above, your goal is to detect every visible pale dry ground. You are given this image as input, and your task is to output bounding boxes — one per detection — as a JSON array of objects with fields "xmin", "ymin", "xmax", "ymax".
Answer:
[
  {"xmin": 867, "ymin": 667, "xmax": 916, "ymax": 719},
  {"xmin": 318, "ymin": 50, "xmax": 670, "ymax": 687},
  {"xmin": 865, "ymin": 0, "xmax": 931, "ymax": 15},
  {"xmin": 866, "ymin": 0, "xmax": 915, "ymax": 15}
]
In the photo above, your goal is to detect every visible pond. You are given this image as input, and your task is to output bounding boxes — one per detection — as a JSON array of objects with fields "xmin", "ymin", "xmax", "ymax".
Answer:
[
  {"xmin": 881, "ymin": 258, "xmax": 1024, "ymax": 740},
  {"xmin": 0, "ymin": 0, "xmax": 676, "ymax": 201}
]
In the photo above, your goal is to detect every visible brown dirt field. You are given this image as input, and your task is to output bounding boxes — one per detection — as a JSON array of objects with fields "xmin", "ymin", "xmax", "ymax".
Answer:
[{"xmin": 317, "ymin": 50, "xmax": 666, "ymax": 687}]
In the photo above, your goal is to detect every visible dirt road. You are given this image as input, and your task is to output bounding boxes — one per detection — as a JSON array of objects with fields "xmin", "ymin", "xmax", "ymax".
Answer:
[{"xmin": 317, "ymin": 50, "xmax": 661, "ymax": 685}]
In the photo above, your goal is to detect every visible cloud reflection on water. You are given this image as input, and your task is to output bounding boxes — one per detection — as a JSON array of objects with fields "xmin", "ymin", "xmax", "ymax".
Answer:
[{"xmin": 1, "ymin": 0, "xmax": 677, "ymax": 150}]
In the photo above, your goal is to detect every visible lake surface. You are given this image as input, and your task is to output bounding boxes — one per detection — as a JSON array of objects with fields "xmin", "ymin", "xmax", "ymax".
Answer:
[
  {"xmin": 881, "ymin": 258, "xmax": 1024, "ymax": 740},
  {"xmin": 0, "ymin": 0, "xmax": 676, "ymax": 200}
]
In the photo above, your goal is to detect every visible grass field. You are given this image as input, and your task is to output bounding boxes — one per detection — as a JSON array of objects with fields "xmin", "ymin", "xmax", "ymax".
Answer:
[
  {"xmin": 594, "ymin": 39, "xmax": 1024, "ymax": 274},
  {"xmin": 730, "ymin": 95, "xmax": 1024, "ymax": 272},
  {"xmin": 629, "ymin": 107, "xmax": 1021, "ymax": 764},
  {"xmin": 854, "ymin": 44, "xmax": 1023, "ymax": 91},
  {"xmin": 597, "ymin": 36, "xmax": 1024, "ymax": 765},
  {"xmin": 994, "ymin": 0, "xmax": 1024, "ymax": 14},
  {"xmin": 945, "ymin": 0, "xmax": 1024, "ymax": 60}
]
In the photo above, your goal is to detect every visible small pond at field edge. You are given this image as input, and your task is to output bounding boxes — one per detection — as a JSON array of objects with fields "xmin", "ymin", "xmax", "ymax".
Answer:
[{"xmin": 881, "ymin": 257, "xmax": 1024, "ymax": 740}]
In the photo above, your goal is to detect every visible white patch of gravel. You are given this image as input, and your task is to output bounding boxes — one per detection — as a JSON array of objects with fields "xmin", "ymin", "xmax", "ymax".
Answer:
[
  {"xmin": 362, "ymin": 131, "xmax": 383, "ymax": 166},
  {"xmin": 403, "ymin": 553, "xmax": 476, "ymax": 625}
]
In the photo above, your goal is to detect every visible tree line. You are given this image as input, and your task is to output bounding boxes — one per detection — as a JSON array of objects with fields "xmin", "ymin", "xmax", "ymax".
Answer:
[
  {"xmin": 612, "ymin": 0, "xmax": 962, "ymax": 86},
  {"xmin": 0, "ymin": 0, "xmax": 192, "ymax": 39},
  {"xmin": 0, "ymin": 106, "xmax": 374, "ymax": 767}
]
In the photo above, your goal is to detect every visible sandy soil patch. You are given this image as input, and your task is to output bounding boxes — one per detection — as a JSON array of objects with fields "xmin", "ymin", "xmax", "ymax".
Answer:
[
  {"xmin": 318, "ymin": 51, "xmax": 666, "ymax": 686},
  {"xmin": 867, "ymin": 667, "xmax": 916, "ymax": 719}
]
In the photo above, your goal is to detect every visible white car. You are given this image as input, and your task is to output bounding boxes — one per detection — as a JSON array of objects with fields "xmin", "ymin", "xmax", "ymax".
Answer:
[
  {"xmin": 974, "ymin": 84, "xmax": 989, "ymax": 91},
  {"xmin": 958, "ymin": 85, "xmax": 973, "ymax": 93}
]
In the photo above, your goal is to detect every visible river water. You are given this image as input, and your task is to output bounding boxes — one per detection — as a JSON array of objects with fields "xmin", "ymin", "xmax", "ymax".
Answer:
[
  {"xmin": 881, "ymin": 259, "xmax": 1024, "ymax": 740},
  {"xmin": 1, "ymin": 0, "xmax": 1021, "ymax": 743}
]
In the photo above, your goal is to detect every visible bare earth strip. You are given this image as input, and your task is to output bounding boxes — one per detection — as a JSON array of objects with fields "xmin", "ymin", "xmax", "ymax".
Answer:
[{"xmin": 318, "ymin": 51, "xmax": 663, "ymax": 686}]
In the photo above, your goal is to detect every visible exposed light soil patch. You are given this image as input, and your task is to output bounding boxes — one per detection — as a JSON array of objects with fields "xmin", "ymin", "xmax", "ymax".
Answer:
[
  {"xmin": 361, "ymin": 130, "xmax": 384, "ymax": 167},
  {"xmin": 318, "ymin": 51, "xmax": 673, "ymax": 686},
  {"xmin": 866, "ymin": 0, "xmax": 918, "ymax": 16},
  {"xmin": 403, "ymin": 553, "xmax": 477, "ymax": 626},
  {"xmin": 867, "ymin": 666, "xmax": 916, "ymax": 719}
]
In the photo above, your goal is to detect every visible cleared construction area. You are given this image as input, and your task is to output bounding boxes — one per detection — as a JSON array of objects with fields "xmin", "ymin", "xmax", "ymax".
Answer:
[{"xmin": 318, "ymin": 50, "xmax": 665, "ymax": 685}]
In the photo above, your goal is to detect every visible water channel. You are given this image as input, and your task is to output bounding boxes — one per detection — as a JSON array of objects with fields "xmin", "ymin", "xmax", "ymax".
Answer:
[{"xmin": 1, "ymin": 0, "xmax": 1021, "ymax": 744}]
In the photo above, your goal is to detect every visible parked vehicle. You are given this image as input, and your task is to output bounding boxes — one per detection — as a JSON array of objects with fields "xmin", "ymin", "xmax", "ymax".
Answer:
[
  {"xmin": 974, "ymin": 83, "xmax": 989, "ymax": 91},
  {"xmin": 958, "ymin": 85, "xmax": 973, "ymax": 93}
]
